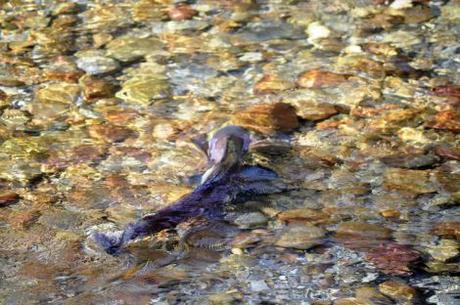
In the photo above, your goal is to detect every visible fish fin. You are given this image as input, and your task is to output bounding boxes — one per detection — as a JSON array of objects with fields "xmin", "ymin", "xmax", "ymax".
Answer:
[{"xmin": 237, "ymin": 165, "xmax": 279, "ymax": 182}]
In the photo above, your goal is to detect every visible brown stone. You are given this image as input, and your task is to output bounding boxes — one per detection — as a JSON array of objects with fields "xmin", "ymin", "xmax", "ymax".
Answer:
[
  {"xmin": 431, "ymin": 84, "xmax": 460, "ymax": 97},
  {"xmin": 43, "ymin": 69, "xmax": 84, "ymax": 83},
  {"xmin": 379, "ymin": 281, "xmax": 417, "ymax": 302},
  {"xmin": 335, "ymin": 222, "xmax": 392, "ymax": 250},
  {"xmin": 425, "ymin": 110, "xmax": 460, "ymax": 133},
  {"xmin": 8, "ymin": 209, "xmax": 41, "ymax": 229},
  {"xmin": 383, "ymin": 168, "xmax": 436, "ymax": 194},
  {"xmin": 277, "ymin": 208, "xmax": 330, "ymax": 224},
  {"xmin": 88, "ymin": 124, "xmax": 137, "ymax": 143},
  {"xmin": 0, "ymin": 191, "xmax": 20, "ymax": 207},
  {"xmin": 52, "ymin": 14, "xmax": 78, "ymax": 28},
  {"xmin": 112, "ymin": 147, "xmax": 151, "ymax": 162},
  {"xmin": 46, "ymin": 144, "xmax": 107, "ymax": 169},
  {"xmin": 403, "ymin": 5, "xmax": 435, "ymax": 24},
  {"xmin": 168, "ymin": 4, "xmax": 197, "ymax": 21},
  {"xmin": 434, "ymin": 145, "xmax": 460, "ymax": 160},
  {"xmin": 231, "ymin": 230, "xmax": 269, "ymax": 248},
  {"xmin": 20, "ymin": 261, "xmax": 65, "ymax": 280},
  {"xmin": 275, "ymin": 223, "xmax": 326, "ymax": 250},
  {"xmin": 333, "ymin": 299, "xmax": 366, "ymax": 305},
  {"xmin": 253, "ymin": 74, "xmax": 295, "ymax": 95},
  {"xmin": 289, "ymin": 100, "xmax": 339, "ymax": 121},
  {"xmin": 104, "ymin": 108, "xmax": 139, "ymax": 124},
  {"xmin": 80, "ymin": 76, "xmax": 116, "ymax": 100},
  {"xmin": 432, "ymin": 222, "xmax": 460, "ymax": 240},
  {"xmin": 379, "ymin": 208, "xmax": 401, "ymax": 218},
  {"xmin": 355, "ymin": 287, "xmax": 392, "ymax": 305},
  {"xmin": 0, "ymin": 89, "xmax": 6, "ymax": 101},
  {"xmin": 232, "ymin": 102, "xmax": 299, "ymax": 134},
  {"xmin": 336, "ymin": 222, "xmax": 392, "ymax": 240},
  {"xmin": 365, "ymin": 242, "xmax": 420, "ymax": 275},
  {"xmin": 297, "ymin": 70, "xmax": 347, "ymax": 88}
]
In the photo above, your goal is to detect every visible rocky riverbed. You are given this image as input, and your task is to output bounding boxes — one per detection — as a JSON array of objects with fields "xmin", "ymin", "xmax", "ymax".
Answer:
[{"xmin": 0, "ymin": 0, "xmax": 459, "ymax": 304}]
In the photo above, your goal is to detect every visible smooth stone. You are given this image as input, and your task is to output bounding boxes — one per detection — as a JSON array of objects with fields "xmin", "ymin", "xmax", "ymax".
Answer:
[
  {"xmin": 379, "ymin": 281, "xmax": 417, "ymax": 303},
  {"xmin": 275, "ymin": 223, "xmax": 325, "ymax": 250},
  {"xmin": 36, "ymin": 82, "xmax": 80, "ymax": 105},
  {"xmin": 383, "ymin": 168, "xmax": 436, "ymax": 194},
  {"xmin": 234, "ymin": 212, "xmax": 268, "ymax": 229},
  {"xmin": 253, "ymin": 74, "xmax": 295, "ymax": 95},
  {"xmin": 116, "ymin": 76, "xmax": 170, "ymax": 105},
  {"xmin": 0, "ymin": 191, "xmax": 20, "ymax": 207},
  {"xmin": 336, "ymin": 222, "xmax": 392, "ymax": 240},
  {"xmin": 168, "ymin": 4, "xmax": 198, "ymax": 21},
  {"xmin": 232, "ymin": 102, "xmax": 299, "ymax": 135},
  {"xmin": 427, "ymin": 239, "xmax": 459, "ymax": 262},
  {"xmin": 297, "ymin": 70, "xmax": 347, "ymax": 89},
  {"xmin": 277, "ymin": 208, "xmax": 329, "ymax": 224},
  {"xmin": 106, "ymin": 36, "xmax": 164, "ymax": 62},
  {"xmin": 250, "ymin": 280, "xmax": 270, "ymax": 292},
  {"xmin": 80, "ymin": 76, "xmax": 116, "ymax": 100},
  {"xmin": 76, "ymin": 54, "xmax": 120, "ymax": 75}
]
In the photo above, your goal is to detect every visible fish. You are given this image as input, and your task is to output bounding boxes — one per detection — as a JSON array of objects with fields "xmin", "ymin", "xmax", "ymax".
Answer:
[{"xmin": 93, "ymin": 125, "xmax": 289, "ymax": 255}]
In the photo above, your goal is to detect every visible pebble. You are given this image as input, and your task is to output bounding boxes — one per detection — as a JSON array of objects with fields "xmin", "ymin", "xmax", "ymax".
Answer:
[
  {"xmin": 275, "ymin": 223, "xmax": 326, "ymax": 250},
  {"xmin": 76, "ymin": 53, "xmax": 120, "ymax": 75},
  {"xmin": 0, "ymin": 191, "xmax": 20, "ymax": 207},
  {"xmin": 379, "ymin": 281, "xmax": 417, "ymax": 303},
  {"xmin": 250, "ymin": 280, "xmax": 270, "ymax": 292},
  {"xmin": 297, "ymin": 70, "xmax": 347, "ymax": 89},
  {"xmin": 232, "ymin": 102, "xmax": 299, "ymax": 134},
  {"xmin": 234, "ymin": 212, "xmax": 268, "ymax": 229}
]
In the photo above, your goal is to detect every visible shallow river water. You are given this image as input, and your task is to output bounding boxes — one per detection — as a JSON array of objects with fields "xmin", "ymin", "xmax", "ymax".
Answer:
[{"xmin": 0, "ymin": 0, "xmax": 460, "ymax": 304}]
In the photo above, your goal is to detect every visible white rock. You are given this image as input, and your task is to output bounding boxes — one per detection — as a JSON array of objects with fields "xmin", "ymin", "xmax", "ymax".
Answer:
[
  {"xmin": 250, "ymin": 280, "xmax": 269, "ymax": 292},
  {"xmin": 390, "ymin": 0, "xmax": 413, "ymax": 10},
  {"xmin": 306, "ymin": 22, "xmax": 331, "ymax": 41}
]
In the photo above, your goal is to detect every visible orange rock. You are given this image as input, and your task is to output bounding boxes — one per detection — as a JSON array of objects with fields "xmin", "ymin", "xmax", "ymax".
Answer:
[
  {"xmin": 88, "ymin": 124, "xmax": 137, "ymax": 142},
  {"xmin": 277, "ymin": 208, "xmax": 330, "ymax": 224},
  {"xmin": 253, "ymin": 74, "xmax": 295, "ymax": 95},
  {"xmin": 426, "ymin": 110, "xmax": 460, "ymax": 132},
  {"xmin": 294, "ymin": 102, "xmax": 338, "ymax": 121},
  {"xmin": 336, "ymin": 222, "xmax": 392, "ymax": 240},
  {"xmin": 432, "ymin": 222, "xmax": 460, "ymax": 239},
  {"xmin": 80, "ymin": 76, "xmax": 116, "ymax": 100},
  {"xmin": 8, "ymin": 209, "xmax": 41, "ymax": 229},
  {"xmin": 168, "ymin": 4, "xmax": 197, "ymax": 21},
  {"xmin": 0, "ymin": 191, "xmax": 20, "ymax": 207},
  {"xmin": 379, "ymin": 208, "xmax": 401, "ymax": 218},
  {"xmin": 297, "ymin": 70, "xmax": 347, "ymax": 88},
  {"xmin": 0, "ymin": 89, "xmax": 6, "ymax": 100},
  {"xmin": 104, "ymin": 108, "xmax": 139, "ymax": 124},
  {"xmin": 232, "ymin": 102, "xmax": 299, "ymax": 134},
  {"xmin": 383, "ymin": 168, "xmax": 435, "ymax": 194},
  {"xmin": 43, "ymin": 69, "xmax": 83, "ymax": 83}
]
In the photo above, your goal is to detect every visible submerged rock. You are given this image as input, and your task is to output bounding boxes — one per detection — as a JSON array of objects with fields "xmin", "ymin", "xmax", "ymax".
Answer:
[
  {"xmin": 365, "ymin": 243, "xmax": 420, "ymax": 276},
  {"xmin": 106, "ymin": 36, "xmax": 164, "ymax": 62},
  {"xmin": 275, "ymin": 223, "xmax": 326, "ymax": 250},
  {"xmin": 0, "ymin": 191, "xmax": 20, "ymax": 207},
  {"xmin": 168, "ymin": 4, "xmax": 197, "ymax": 21},
  {"xmin": 232, "ymin": 102, "xmax": 299, "ymax": 134},
  {"xmin": 76, "ymin": 51, "xmax": 120, "ymax": 75},
  {"xmin": 383, "ymin": 168, "xmax": 436, "ymax": 194},
  {"xmin": 297, "ymin": 70, "xmax": 348, "ymax": 89}
]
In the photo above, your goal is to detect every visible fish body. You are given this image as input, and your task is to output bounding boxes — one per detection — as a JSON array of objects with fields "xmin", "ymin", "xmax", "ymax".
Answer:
[{"xmin": 94, "ymin": 126, "xmax": 287, "ymax": 254}]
